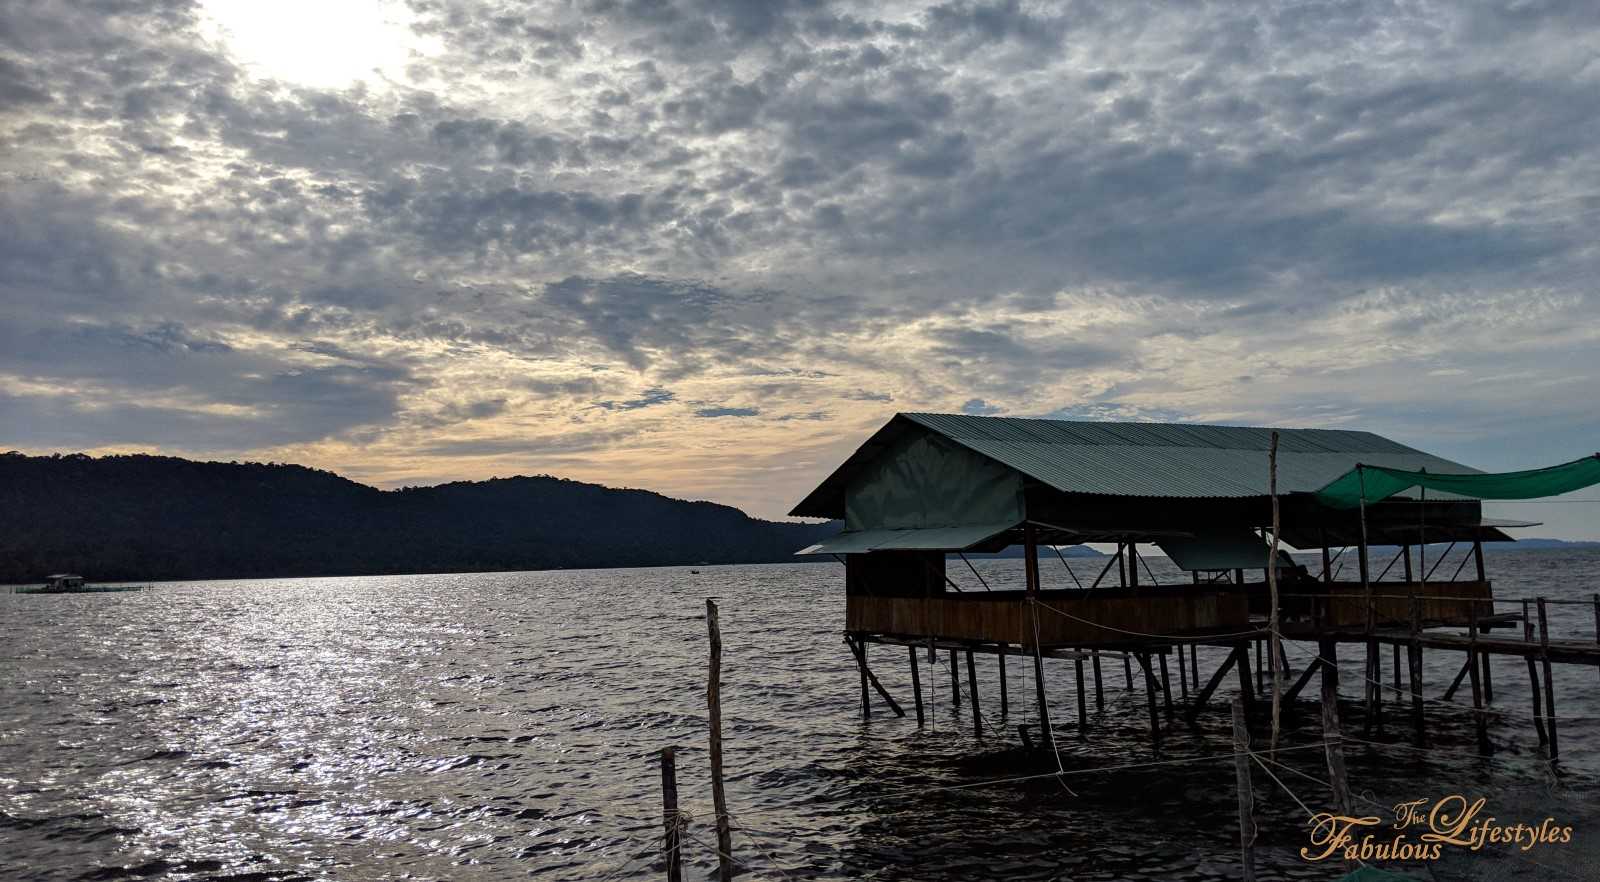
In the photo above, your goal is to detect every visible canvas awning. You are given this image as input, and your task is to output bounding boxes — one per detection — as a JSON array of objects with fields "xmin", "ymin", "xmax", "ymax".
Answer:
[
  {"xmin": 1315, "ymin": 455, "xmax": 1600, "ymax": 509},
  {"xmin": 1156, "ymin": 530, "xmax": 1276, "ymax": 571},
  {"xmin": 796, "ymin": 521, "xmax": 1019, "ymax": 555}
]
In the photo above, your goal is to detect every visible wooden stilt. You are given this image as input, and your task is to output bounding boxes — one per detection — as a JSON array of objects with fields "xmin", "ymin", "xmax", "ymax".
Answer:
[
  {"xmin": 1409, "ymin": 596, "xmax": 1427, "ymax": 749},
  {"xmin": 1123, "ymin": 652, "xmax": 1134, "ymax": 691},
  {"xmin": 1191, "ymin": 643, "xmax": 1201, "ymax": 691},
  {"xmin": 1138, "ymin": 651, "xmax": 1162, "ymax": 753},
  {"xmin": 949, "ymin": 648, "xmax": 960, "ymax": 706},
  {"xmin": 966, "ymin": 648, "xmax": 981, "ymax": 738},
  {"xmin": 1319, "ymin": 639, "xmax": 1353, "ymax": 818},
  {"xmin": 1466, "ymin": 629, "xmax": 1488, "ymax": 754},
  {"xmin": 1177, "ymin": 643, "xmax": 1190, "ymax": 701},
  {"xmin": 852, "ymin": 635, "xmax": 870, "ymax": 719},
  {"xmin": 661, "ymin": 747, "xmax": 683, "ymax": 882},
  {"xmin": 1442, "ymin": 658, "xmax": 1471, "ymax": 702},
  {"xmin": 848, "ymin": 637, "xmax": 905, "ymax": 718},
  {"xmin": 1284, "ymin": 657, "xmax": 1321, "ymax": 703},
  {"xmin": 1392, "ymin": 644, "xmax": 1402, "ymax": 695},
  {"xmin": 1186, "ymin": 644, "xmax": 1243, "ymax": 724},
  {"xmin": 1235, "ymin": 643, "xmax": 1256, "ymax": 715},
  {"xmin": 1481, "ymin": 651, "xmax": 1493, "ymax": 705},
  {"xmin": 1522, "ymin": 602, "xmax": 1549, "ymax": 747},
  {"xmin": 908, "ymin": 646, "xmax": 925, "ymax": 726},
  {"xmin": 997, "ymin": 642, "xmax": 1009, "ymax": 717},
  {"xmin": 1092, "ymin": 650, "xmax": 1105, "ymax": 711},
  {"xmin": 1024, "ymin": 526, "xmax": 1054, "ymax": 751},
  {"xmin": 1233, "ymin": 698, "xmax": 1257, "ymax": 882},
  {"xmin": 704, "ymin": 599, "xmax": 734, "ymax": 882},
  {"xmin": 1159, "ymin": 651, "xmax": 1175, "ymax": 721},
  {"xmin": 1537, "ymin": 598, "xmax": 1558, "ymax": 763},
  {"xmin": 1074, "ymin": 655, "xmax": 1089, "ymax": 739}
]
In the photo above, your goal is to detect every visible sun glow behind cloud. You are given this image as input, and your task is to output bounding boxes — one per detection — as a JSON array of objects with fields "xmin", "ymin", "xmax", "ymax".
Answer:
[{"xmin": 199, "ymin": 0, "xmax": 434, "ymax": 89}]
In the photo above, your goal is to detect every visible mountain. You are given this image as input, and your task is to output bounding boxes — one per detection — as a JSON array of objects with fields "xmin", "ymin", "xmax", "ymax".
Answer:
[
  {"xmin": 0, "ymin": 452, "xmax": 840, "ymax": 583},
  {"xmin": 1488, "ymin": 537, "xmax": 1600, "ymax": 551}
]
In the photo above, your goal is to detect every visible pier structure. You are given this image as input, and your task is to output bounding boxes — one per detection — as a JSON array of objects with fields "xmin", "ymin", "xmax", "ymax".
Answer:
[{"xmin": 791, "ymin": 413, "xmax": 1600, "ymax": 760}]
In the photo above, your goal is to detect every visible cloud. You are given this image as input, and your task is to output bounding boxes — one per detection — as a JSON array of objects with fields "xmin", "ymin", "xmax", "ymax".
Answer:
[{"xmin": 1, "ymin": 0, "xmax": 1598, "ymax": 536}]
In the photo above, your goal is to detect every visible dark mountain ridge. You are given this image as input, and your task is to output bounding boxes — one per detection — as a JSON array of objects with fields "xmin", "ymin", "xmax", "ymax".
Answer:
[{"xmin": 0, "ymin": 452, "xmax": 839, "ymax": 583}]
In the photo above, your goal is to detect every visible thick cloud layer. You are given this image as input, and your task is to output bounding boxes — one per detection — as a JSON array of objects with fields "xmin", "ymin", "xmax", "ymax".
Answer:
[{"xmin": 2, "ymin": 0, "xmax": 1597, "ymax": 534}]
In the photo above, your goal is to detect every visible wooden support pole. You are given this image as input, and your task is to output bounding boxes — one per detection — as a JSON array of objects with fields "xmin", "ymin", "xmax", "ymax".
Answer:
[
  {"xmin": 1025, "ymin": 524, "xmax": 1054, "ymax": 751},
  {"xmin": 1538, "ymin": 598, "xmax": 1559, "ymax": 763},
  {"xmin": 1232, "ymin": 698, "xmax": 1257, "ymax": 882},
  {"xmin": 908, "ymin": 646, "xmax": 925, "ymax": 726},
  {"xmin": 949, "ymin": 649, "xmax": 961, "ymax": 706},
  {"xmin": 1128, "ymin": 542, "xmax": 1139, "ymax": 587},
  {"xmin": 1523, "ymin": 599, "xmax": 1549, "ymax": 747},
  {"xmin": 1284, "ymin": 657, "xmax": 1321, "ymax": 703},
  {"xmin": 997, "ymin": 642, "xmax": 1009, "ymax": 717},
  {"xmin": 1442, "ymin": 658, "xmax": 1471, "ymax": 702},
  {"xmin": 1319, "ymin": 639, "xmax": 1353, "ymax": 818},
  {"xmin": 1092, "ymin": 650, "xmax": 1105, "ymax": 711},
  {"xmin": 853, "ymin": 635, "xmax": 870, "ymax": 719},
  {"xmin": 1465, "ymin": 601, "xmax": 1488, "ymax": 754},
  {"xmin": 1392, "ymin": 645, "xmax": 1402, "ymax": 695},
  {"xmin": 1235, "ymin": 643, "xmax": 1256, "ymax": 715},
  {"xmin": 1191, "ymin": 644, "xmax": 1201, "ymax": 691},
  {"xmin": 1177, "ymin": 643, "xmax": 1190, "ymax": 701},
  {"xmin": 1593, "ymin": 592, "xmax": 1599, "ymax": 688},
  {"xmin": 966, "ymin": 647, "xmax": 982, "ymax": 738},
  {"xmin": 661, "ymin": 747, "xmax": 682, "ymax": 882},
  {"xmin": 1482, "ymin": 649, "xmax": 1493, "ymax": 705},
  {"xmin": 1138, "ymin": 652, "xmax": 1162, "ymax": 754},
  {"xmin": 1266, "ymin": 430, "xmax": 1282, "ymax": 750},
  {"xmin": 1186, "ymin": 644, "xmax": 1243, "ymax": 724},
  {"xmin": 1159, "ymin": 651, "xmax": 1175, "ymax": 721},
  {"xmin": 1410, "ymin": 595, "xmax": 1427, "ymax": 749},
  {"xmin": 1075, "ymin": 655, "xmax": 1089, "ymax": 739},
  {"xmin": 704, "ymin": 599, "xmax": 734, "ymax": 882},
  {"xmin": 847, "ymin": 637, "xmax": 905, "ymax": 718},
  {"xmin": 1123, "ymin": 652, "xmax": 1134, "ymax": 691}
]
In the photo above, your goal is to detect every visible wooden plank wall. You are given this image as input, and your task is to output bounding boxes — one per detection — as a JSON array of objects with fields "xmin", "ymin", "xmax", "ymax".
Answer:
[{"xmin": 845, "ymin": 590, "xmax": 1250, "ymax": 647}]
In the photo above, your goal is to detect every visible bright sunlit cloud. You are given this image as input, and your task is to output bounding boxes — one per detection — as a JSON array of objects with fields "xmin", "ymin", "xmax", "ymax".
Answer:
[{"xmin": 200, "ymin": 0, "xmax": 432, "ymax": 89}]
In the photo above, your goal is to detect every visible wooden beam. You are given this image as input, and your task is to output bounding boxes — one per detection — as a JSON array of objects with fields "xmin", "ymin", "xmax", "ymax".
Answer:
[
  {"xmin": 1186, "ymin": 644, "xmax": 1243, "ymax": 724},
  {"xmin": 908, "ymin": 646, "xmax": 925, "ymax": 726}
]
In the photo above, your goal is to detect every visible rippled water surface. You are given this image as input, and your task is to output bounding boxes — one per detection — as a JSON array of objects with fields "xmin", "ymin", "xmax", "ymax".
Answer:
[{"xmin": 4, "ymin": 551, "xmax": 1598, "ymax": 881}]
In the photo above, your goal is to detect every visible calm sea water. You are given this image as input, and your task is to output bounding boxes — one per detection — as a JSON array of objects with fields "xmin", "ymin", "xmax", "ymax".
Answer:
[{"xmin": 3, "ymin": 551, "xmax": 1597, "ymax": 881}]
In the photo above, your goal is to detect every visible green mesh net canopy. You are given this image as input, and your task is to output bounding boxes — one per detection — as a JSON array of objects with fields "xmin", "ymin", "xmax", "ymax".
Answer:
[{"xmin": 1314, "ymin": 454, "xmax": 1600, "ymax": 510}]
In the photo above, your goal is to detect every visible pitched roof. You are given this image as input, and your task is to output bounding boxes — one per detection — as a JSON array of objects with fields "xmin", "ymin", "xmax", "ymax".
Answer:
[{"xmin": 790, "ymin": 412, "xmax": 1478, "ymax": 518}]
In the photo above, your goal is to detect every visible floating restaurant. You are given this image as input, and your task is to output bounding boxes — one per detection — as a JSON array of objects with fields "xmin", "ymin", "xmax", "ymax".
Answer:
[{"xmin": 790, "ymin": 413, "xmax": 1600, "ymax": 763}]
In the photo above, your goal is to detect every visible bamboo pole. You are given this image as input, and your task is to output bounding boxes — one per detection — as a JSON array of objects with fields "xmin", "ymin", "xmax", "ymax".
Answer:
[
  {"xmin": 1409, "ymin": 595, "xmax": 1427, "ymax": 748},
  {"xmin": 1267, "ymin": 431, "xmax": 1282, "ymax": 750},
  {"xmin": 1538, "ymin": 598, "xmax": 1558, "ymax": 763},
  {"xmin": 1233, "ymin": 698, "xmax": 1257, "ymax": 882},
  {"xmin": 966, "ymin": 647, "xmax": 982, "ymax": 738},
  {"xmin": 1466, "ymin": 600, "xmax": 1488, "ymax": 754},
  {"xmin": 661, "ymin": 747, "xmax": 682, "ymax": 882},
  {"xmin": 1523, "ymin": 599, "xmax": 1549, "ymax": 746},
  {"xmin": 705, "ymin": 599, "xmax": 733, "ymax": 882},
  {"xmin": 1319, "ymin": 639, "xmax": 1353, "ymax": 818},
  {"xmin": 1025, "ymin": 523, "xmax": 1054, "ymax": 751},
  {"xmin": 908, "ymin": 646, "xmax": 925, "ymax": 726}
]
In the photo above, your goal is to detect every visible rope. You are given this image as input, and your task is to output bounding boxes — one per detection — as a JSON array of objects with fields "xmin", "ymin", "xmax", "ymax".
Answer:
[{"xmin": 1033, "ymin": 597, "xmax": 1265, "ymax": 641}]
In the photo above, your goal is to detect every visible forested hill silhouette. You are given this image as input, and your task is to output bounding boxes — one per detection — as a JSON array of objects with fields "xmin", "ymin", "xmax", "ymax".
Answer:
[{"xmin": 0, "ymin": 452, "xmax": 840, "ymax": 583}]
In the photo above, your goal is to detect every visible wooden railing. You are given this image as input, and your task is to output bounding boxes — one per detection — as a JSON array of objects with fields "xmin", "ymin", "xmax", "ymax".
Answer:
[{"xmin": 845, "ymin": 589, "xmax": 1251, "ymax": 647}]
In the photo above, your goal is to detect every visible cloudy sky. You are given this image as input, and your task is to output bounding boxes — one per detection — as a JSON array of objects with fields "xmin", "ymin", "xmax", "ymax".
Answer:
[{"xmin": 2, "ymin": 0, "xmax": 1598, "ymax": 536}]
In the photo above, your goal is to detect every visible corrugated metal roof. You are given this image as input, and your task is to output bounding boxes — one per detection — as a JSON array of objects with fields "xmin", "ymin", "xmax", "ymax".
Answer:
[
  {"xmin": 795, "ymin": 522, "xmax": 1018, "ymax": 555},
  {"xmin": 789, "ymin": 412, "xmax": 1480, "ymax": 518}
]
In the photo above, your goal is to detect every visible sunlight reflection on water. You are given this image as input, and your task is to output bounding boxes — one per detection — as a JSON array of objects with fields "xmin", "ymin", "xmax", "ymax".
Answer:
[{"xmin": 2, "ymin": 554, "xmax": 1596, "ymax": 880}]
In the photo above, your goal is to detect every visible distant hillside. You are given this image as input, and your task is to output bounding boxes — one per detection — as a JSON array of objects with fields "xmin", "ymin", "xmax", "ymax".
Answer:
[{"xmin": 0, "ymin": 452, "xmax": 840, "ymax": 583}]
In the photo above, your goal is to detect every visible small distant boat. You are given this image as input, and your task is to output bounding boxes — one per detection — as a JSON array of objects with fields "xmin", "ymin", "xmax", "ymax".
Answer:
[
  {"xmin": 691, "ymin": 570, "xmax": 702, "ymax": 574},
  {"xmin": 15, "ymin": 573, "xmax": 142, "ymax": 594}
]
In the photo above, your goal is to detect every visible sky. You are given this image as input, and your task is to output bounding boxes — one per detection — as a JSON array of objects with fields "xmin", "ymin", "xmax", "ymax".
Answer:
[{"xmin": 1, "ymin": 0, "xmax": 1598, "ymax": 538}]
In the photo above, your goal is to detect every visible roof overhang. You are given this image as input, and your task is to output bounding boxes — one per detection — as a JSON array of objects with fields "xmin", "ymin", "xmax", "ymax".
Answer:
[{"xmin": 795, "ymin": 521, "xmax": 1019, "ymax": 555}]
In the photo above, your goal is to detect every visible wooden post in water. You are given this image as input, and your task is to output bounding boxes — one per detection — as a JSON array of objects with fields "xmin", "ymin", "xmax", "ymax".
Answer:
[
  {"xmin": 1522, "ymin": 599, "xmax": 1549, "ymax": 747},
  {"xmin": 853, "ymin": 635, "xmax": 870, "ymax": 719},
  {"xmin": 1159, "ymin": 652, "xmax": 1175, "ymax": 722},
  {"xmin": 949, "ymin": 649, "xmax": 960, "ymax": 707},
  {"xmin": 660, "ymin": 747, "xmax": 682, "ymax": 882},
  {"xmin": 997, "ymin": 642, "xmax": 1009, "ymax": 718},
  {"xmin": 1318, "ymin": 639, "xmax": 1353, "ymax": 818},
  {"xmin": 966, "ymin": 647, "xmax": 982, "ymax": 738},
  {"xmin": 1123, "ymin": 652, "xmax": 1134, "ymax": 691},
  {"xmin": 1191, "ymin": 644, "xmax": 1201, "ymax": 691},
  {"xmin": 1537, "ymin": 598, "xmax": 1559, "ymax": 764},
  {"xmin": 1465, "ymin": 601, "xmax": 1490, "ymax": 754},
  {"xmin": 1177, "ymin": 644, "xmax": 1190, "ymax": 701},
  {"xmin": 1074, "ymin": 655, "xmax": 1089, "ymax": 739},
  {"xmin": 1266, "ymin": 431, "xmax": 1282, "ymax": 750},
  {"xmin": 1025, "ymin": 524, "xmax": 1054, "ymax": 751},
  {"xmin": 704, "ymin": 599, "xmax": 734, "ymax": 882},
  {"xmin": 1593, "ymin": 593, "xmax": 1599, "ymax": 688},
  {"xmin": 1232, "ymin": 698, "xmax": 1257, "ymax": 882},
  {"xmin": 908, "ymin": 646, "xmax": 925, "ymax": 726},
  {"xmin": 1092, "ymin": 650, "xmax": 1105, "ymax": 711},
  {"xmin": 1408, "ymin": 595, "xmax": 1427, "ymax": 748},
  {"xmin": 1138, "ymin": 651, "xmax": 1162, "ymax": 754}
]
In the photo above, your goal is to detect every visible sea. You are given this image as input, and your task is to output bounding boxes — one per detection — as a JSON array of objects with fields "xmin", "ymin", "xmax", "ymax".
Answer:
[{"xmin": 3, "ymin": 550, "xmax": 1597, "ymax": 881}]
